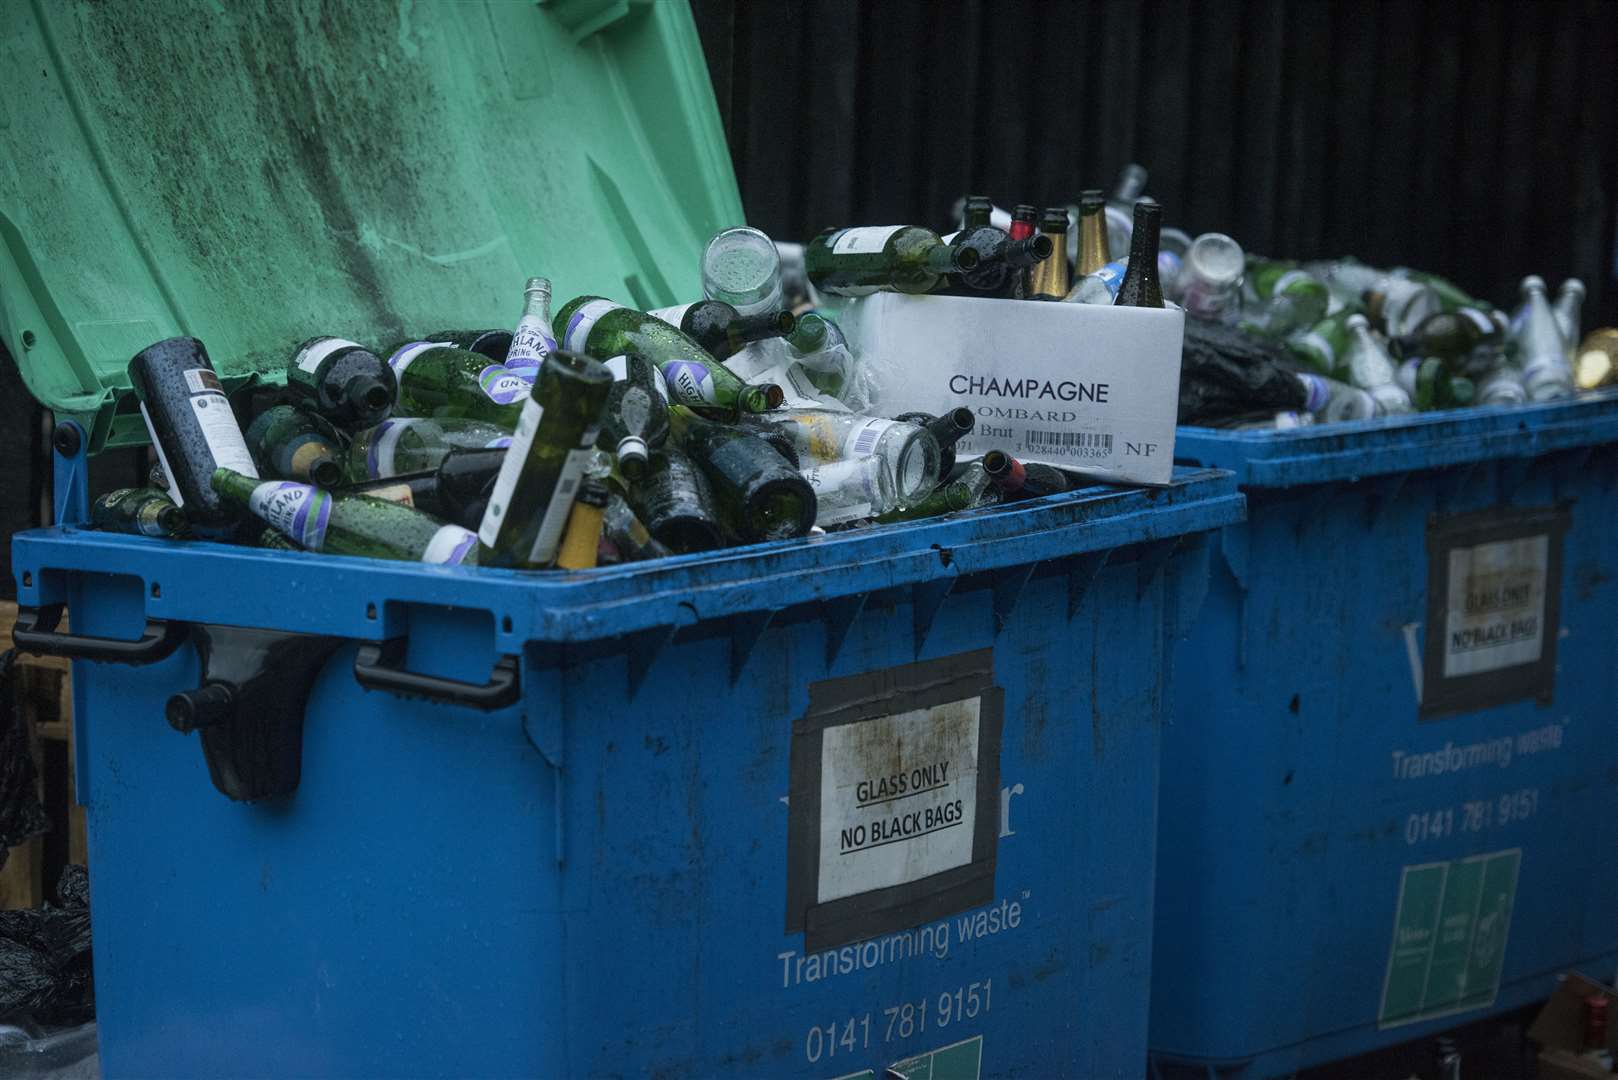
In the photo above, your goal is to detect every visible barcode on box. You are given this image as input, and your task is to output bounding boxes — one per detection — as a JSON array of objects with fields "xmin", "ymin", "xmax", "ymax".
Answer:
[{"xmin": 1027, "ymin": 430, "xmax": 1112, "ymax": 451}]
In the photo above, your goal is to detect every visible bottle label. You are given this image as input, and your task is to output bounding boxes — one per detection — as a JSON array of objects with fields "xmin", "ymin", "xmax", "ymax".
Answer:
[
  {"xmin": 367, "ymin": 419, "xmax": 415, "ymax": 479},
  {"xmin": 249, "ymin": 481, "xmax": 332, "ymax": 550},
  {"xmin": 364, "ymin": 482, "xmax": 415, "ymax": 507},
  {"xmin": 1294, "ymin": 372, "xmax": 1330, "ymax": 413},
  {"xmin": 648, "ymin": 303, "xmax": 693, "ymax": 326},
  {"xmin": 661, "ymin": 360, "xmax": 720, "ymax": 407},
  {"xmin": 388, "ymin": 341, "xmax": 438, "ymax": 378},
  {"xmin": 186, "ymin": 380, "xmax": 259, "ymax": 479},
  {"xmin": 184, "ymin": 369, "xmax": 224, "ymax": 394},
  {"xmin": 562, "ymin": 299, "xmax": 623, "ymax": 353},
  {"xmin": 1271, "ymin": 269, "xmax": 1314, "ymax": 297},
  {"xmin": 422, "ymin": 524, "xmax": 478, "ymax": 566},
  {"xmin": 478, "ymin": 365, "xmax": 532, "ymax": 406},
  {"xmin": 1295, "ymin": 331, "xmax": 1336, "ymax": 370},
  {"xmin": 802, "ymin": 459, "xmax": 882, "ymax": 524},
  {"xmin": 505, "ymin": 315, "xmax": 555, "ymax": 376},
  {"xmin": 1460, "ymin": 307, "xmax": 1495, "ymax": 335},
  {"xmin": 138, "ymin": 401, "xmax": 186, "ymax": 507},
  {"xmin": 295, "ymin": 338, "xmax": 363, "ymax": 375},
  {"xmin": 525, "ymin": 447, "xmax": 594, "ymax": 565},
  {"xmin": 830, "ymin": 226, "xmax": 904, "ymax": 255},
  {"xmin": 478, "ymin": 400, "xmax": 544, "ymax": 547}
]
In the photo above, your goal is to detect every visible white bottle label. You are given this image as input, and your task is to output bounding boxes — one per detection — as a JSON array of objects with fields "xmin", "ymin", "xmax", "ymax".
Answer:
[
  {"xmin": 1461, "ymin": 307, "xmax": 1495, "ymax": 335},
  {"xmin": 1296, "ymin": 331, "xmax": 1336, "ymax": 369},
  {"xmin": 138, "ymin": 401, "xmax": 185, "ymax": 507},
  {"xmin": 648, "ymin": 303, "xmax": 694, "ymax": 326},
  {"xmin": 421, "ymin": 524, "xmax": 478, "ymax": 566},
  {"xmin": 478, "ymin": 365, "xmax": 532, "ymax": 406},
  {"xmin": 295, "ymin": 337, "xmax": 364, "ymax": 375},
  {"xmin": 506, "ymin": 314, "xmax": 556, "ymax": 375},
  {"xmin": 187, "ymin": 384, "xmax": 259, "ymax": 478},
  {"xmin": 478, "ymin": 399, "xmax": 544, "ymax": 546},
  {"xmin": 367, "ymin": 419, "xmax": 415, "ymax": 479},
  {"xmin": 562, "ymin": 299, "xmax": 623, "ymax": 353},
  {"xmin": 830, "ymin": 226, "xmax": 905, "ymax": 255},
  {"xmin": 249, "ymin": 481, "xmax": 331, "ymax": 550},
  {"xmin": 388, "ymin": 341, "xmax": 438, "ymax": 378},
  {"xmin": 660, "ymin": 359, "xmax": 722, "ymax": 407},
  {"xmin": 803, "ymin": 458, "xmax": 882, "ymax": 524},
  {"xmin": 1270, "ymin": 269, "xmax": 1314, "ymax": 297},
  {"xmin": 525, "ymin": 447, "xmax": 594, "ymax": 565}
]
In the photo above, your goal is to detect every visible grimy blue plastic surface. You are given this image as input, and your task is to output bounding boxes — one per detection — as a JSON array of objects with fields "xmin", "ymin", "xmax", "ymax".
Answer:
[
  {"xmin": 1152, "ymin": 393, "xmax": 1618, "ymax": 1077},
  {"xmin": 14, "ymin": 469, "xmax": 1242, "ymax": 1079}
]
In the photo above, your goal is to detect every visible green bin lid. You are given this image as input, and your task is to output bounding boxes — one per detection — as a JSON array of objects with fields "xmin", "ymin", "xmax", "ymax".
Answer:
[{"xmin": 0, "ymin": 0, "xmax": 743, "ymax": 452}]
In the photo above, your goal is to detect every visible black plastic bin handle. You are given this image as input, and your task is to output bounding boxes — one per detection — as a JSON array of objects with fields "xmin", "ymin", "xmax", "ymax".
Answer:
[
  {"xmin": 352, "ymin": 638, "xmax": 521, "ymax": 711},
  {"xmin": 12, "ymin": 603, "xmax": 189, "ymax": 665}
]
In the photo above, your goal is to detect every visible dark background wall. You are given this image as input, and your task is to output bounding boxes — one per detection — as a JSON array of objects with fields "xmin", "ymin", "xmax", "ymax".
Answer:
[{"xmin": 690, "ymin": 0, "xmax": 1618, "ymax": 324}]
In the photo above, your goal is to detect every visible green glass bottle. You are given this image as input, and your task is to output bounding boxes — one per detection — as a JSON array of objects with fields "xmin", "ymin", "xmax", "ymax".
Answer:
[
  {"xmin": 245, "ymin": 405, "xmax": 346, "ymax": 488},
  {"xmin": 344, "ymin": 447, "xmax": 507, "ymax": 529},
  {"xmin": 626, "ymin": 447, "xmax": 726, "ymax": 554},
  {"xmin": 874, "ymin": 461, "xmax": 996, "ymax": 523},
  {"xmin": 961, "ymin": 195, "xmax": 994, "ymax": 230},
  {"xmin": 503, "ymin": 276, "xmax": 558, "ymax": 379},
  {"xmin": 1242, "ymin": 260, "xmax": 1329, "ymax": 337},
  {"xmin": 804, "ymin": 225, "xmax": 977, "ymax": 296},
  {"xmin": 476, "ymin": 350, "xmax": 614, "ymax": 569},
  {"xmin": 1284, "ymin": 311, "xmax": 1359, "ymax": 376},
  {"xmin": 648, "ymin": 300, "xmax": 796, "ymax": 361},
  {"xmin": 1392, "ymin": 307, "xmax": 1504, "ymax": 360},
  {"xmin": 387, "ymin": 341, "xmax": 531, "ymax": 426},
  {"xmin": 422, "ymin": 329, "xmax": 513, "ymax": 362},
  {"xmin": 1402, "ymin": 357, "xmax": 1477, "ymax": 411},
  {"xmin": 285, "ymin": 337, "xmax": 397, "ymax": 429},
  {"xmin": 91, "ymin": 487, "xmax": 187, "ymax": 539},
  {"xmin": 669, "ymin": 407, "xmax": 816, "ymax": 543},
  {"xmin": 597, "ymin": 355, "xmax": 670, "ymax": 481},
  {"xmin": 212, "ymin": 470, "xmax": 479, "ymax": 565},
  {"xmin": 346, "ymin": 417, "xmax": 511, "ymax": 482},
  {"xmin": 551, "ymin": 295, "xmax": 780, "ymax": 419},
  {"xmin": 784, "ymin": 311, "xmax": 846, "ymax": 356},
  {"xmin": 945, "ymin": 227, "xmax": 1053, "ymax": 296}
]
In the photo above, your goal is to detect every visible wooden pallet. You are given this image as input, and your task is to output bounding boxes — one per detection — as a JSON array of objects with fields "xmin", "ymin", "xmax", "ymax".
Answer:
[{"xmin": 0, "ymin": 600, "xmax": 86, "ymax": 909}]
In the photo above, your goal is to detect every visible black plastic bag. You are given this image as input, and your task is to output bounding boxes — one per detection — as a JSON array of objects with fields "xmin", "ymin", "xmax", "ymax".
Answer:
[
  {"xmin": 0, "ymin": 865, "xmax": 94, "ymax": 1024},
  {"xmin": 0, "ymin": 650, "xmax": 48, "ymax": 869},
  {"xmin": 1179, "ymin": 316, "xmax": 1309, "ymax": 426}
]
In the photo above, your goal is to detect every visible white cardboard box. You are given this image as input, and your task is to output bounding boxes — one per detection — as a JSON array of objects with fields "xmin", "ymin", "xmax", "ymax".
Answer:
[{"xmin": 840, "ymin": 292, "xmax": 1184, "ymax": 486}]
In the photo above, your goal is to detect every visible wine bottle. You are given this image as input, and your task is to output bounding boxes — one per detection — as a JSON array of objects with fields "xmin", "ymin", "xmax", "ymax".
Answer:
[
  {"xmin": 346, "ymin": 417, "xmax": 511, "ymax": 481},
  {"xmin": 670, "ymin": 408, "xmax": 816, "ymax": 543},
  {"xmin": 286, "ymin": 337, "xmax": 397, "ymax": 429},
  {"xmin": 804, "ymin": 225, "xmax": 978, "ymax": 297},
  {"xmin": 648, "ymin": 300, "xmax": 796, "ymax": 361},
  {"xmin": 626, "ymin": 446, "xmax": 726, "ymax": 554},
  {"xmin": 245, "ymin": 405, "xmax": 346, "ymax": 488},
  {"xmin": 1113, "ymin": 202, "xmax": 1165, "ymax": 308},
  {"xmin": 947, "ymin": 227, "xmax": 1054, "ymax": 295},
  {"xmin": 91, "ymin": 487, "xmax": 187, "ymax": 539}
]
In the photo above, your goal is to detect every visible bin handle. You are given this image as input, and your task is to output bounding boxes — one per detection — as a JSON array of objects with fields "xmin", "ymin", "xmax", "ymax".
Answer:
[
  {"xmin": 352, "ymin": 638, "xmax": 520, "ymax": 711},
  {"xmin": 11, "ymin": 603, "xmax": 190, "ymax": 665}
]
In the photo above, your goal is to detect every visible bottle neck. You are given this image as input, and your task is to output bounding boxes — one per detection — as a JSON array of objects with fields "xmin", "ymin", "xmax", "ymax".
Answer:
[{"xmin": 1077, "ymin": 208, "xmax": 1110, "ymax": 275}]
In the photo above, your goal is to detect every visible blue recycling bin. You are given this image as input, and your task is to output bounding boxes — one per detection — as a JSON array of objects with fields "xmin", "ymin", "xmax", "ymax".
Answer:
[
  {"xmin": 14, "ymin": 458, "xmax": 1240, "ymax": 1078},
  {"xmin": 1151, "ymin": 394, "xmax": 1618, "ymax": 1076}
]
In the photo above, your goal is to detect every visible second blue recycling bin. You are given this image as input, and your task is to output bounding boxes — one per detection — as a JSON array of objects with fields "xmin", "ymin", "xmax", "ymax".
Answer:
[{"xmin": 1153, "ymin": 394, "xmax": 1618, "ymax": 1076}]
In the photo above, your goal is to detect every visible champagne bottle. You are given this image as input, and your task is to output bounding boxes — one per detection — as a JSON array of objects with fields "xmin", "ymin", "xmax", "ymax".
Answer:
[
  {"xmin": 1295, "ymin": 371, "xmax": 1376, "ymax": 422},
  {"xmin": 753, "ymin": 408, "xmax": 940, "ymax": 505},
  {"xmin": 983, "ymin": 451, "xmax": 1070, "ymax": 497},
  {"xmin": 804, "ymin": 225, "xmax": 977, "ymax": 296},
  {"xmin": 1179, "ymin": 233, "xmax": 1245, "ymax": 321},
  {"xmin": 422, "ymin": 329, "xmax": 513, "ymax": 362},
  {"xmin": 504, "ymin": 276, "xmax": 558, "ymax": 378},
  {"xmin": 346, "ymin": 417, "xmax": 511, "ymax": 481},
  {"xmin": 874, "ymin": 461, "xmax": 996, "ymax": 523},
  {"xmin": 476, "ymin": 350, "xmax": 613, "ymax": 569},
  {"xmin": 894, "ymin": 407, "xmax": 976, "ymax": 477},
  {"xmin": 1553, "ymin": 278, "xmax": 1586, "ymax": 348},
  {"xmin": 648, "ymin": 300, "xmax": 796, "ymax": 361},
  {"xmin": 1008, "ymin": 204, "xmax": 1037, "ymax": 242},
  {"xmin": 600, "ymin": 493, "xmax": 672, "ymax": 564},
  {"xmin": 945, "ymin": 227, "xmax": 1053, "ymax": 295},
  {"xmin": 702, "ymin": 226, "xmax": 785, "ymax": 316},
  {"xmin": 597, "ymin": 354, "xmax": 671, "ymax": 480},
  {"xmin": 1512, "ymin": 275, "xmax": 1574, "ymax": 401},
  {"xmin": 244, "ymin": 405, "xmax": 346, "ymax": 488},
  {"xmin": 212, "ymin": 470, "xmax": 479, "ymax": 565},
  {"xmin": 286, "ymin": 337, "xmax": 397, "ymax": 429},
  {"xmin": 387, "ymin": 342, "xmax": 530, "ymax": 426},
  {"xmin": 552, "ymin": 295, "xmax": 780, "ymax": 418},
  {"xmin": 1027, "ymin": 208, "xmax": 1073, "ymax": 301},
  {"xmin": 1075, "ymin": 190, "xmax": 1111, "ymax": 277},
  {"xmin": 1113, "ymin": 202, "xmax": 1164, "ymax": 308},
  {"xmin": 129, "ymin": 336, "xmax": 259, "ymax": 529},
  {"xmin": 1343, "ymin": 314, "xmax": 1415, "ymax": 414},
  {"xmin": 626, "ymin": 447, "xmax": 725, "ymax": 554},
  {"xmin": 670, "ymin": 408, "xmax": 816, "ymax": 542},
  {"xmin": 91, "ymin": 488, "xmax": 187, "ymax": 539},
  {"xmin": 556, "ymin": 479, "xmax": 610, "ymax": 570}
]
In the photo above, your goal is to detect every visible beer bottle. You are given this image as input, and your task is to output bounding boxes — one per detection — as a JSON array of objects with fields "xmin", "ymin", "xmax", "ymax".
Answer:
[
  {"xmin": 387, "ymin": 342, "xmax": 530, "ymax": 426},
  {"xmin": 286, "ymin": 337, "xmax": 397, "ymax": 429},
  {"xmin": 245, "ymin": 405, "xmax": 346, "ymax": 488},
  {"xmin": 874, "ymin": 461, "xmax": 996, "ymax": 523},
  {"xmin": 212, "ymin": 470, "xmax": 479, "ymax": 565},
  {"xmin": 755, "ymin": 408, "xmax": 940, "ymax": 505},
  {"xmin": 626, "ymin": 446, "xmax": 726, "ymax": 554},
  {"xmin": 346, "ymin": 417, "xmax": 511, "ymax": 481},
  {"xmin": 702, "ymin": 226, "xmax": 785, "ymax": 317},
  {"xmin": 552, "ymin": 295, "xmax": 781, "ymax": 418},
  {"xmin": 648, "ymin": 300, "xmax": 796, "ymax": 361},
  {"xmin": 1553, "ymin": 278, "xmax": 1586, "ymax": 348},
  {"xmin": 804, "ymin": 225, "xmax": 978, "ymax": 296},
  {"xmin": 91, "ymin": 488, "xmax": 187, "ymax": 539},
  {"xmin": 597, "ymin": 354, "xmax": 671, "ymax": 480},
  {"xmin": 1343, "ymin": 314, "xmax": 1414, "ymax": 414},
  {"xmin": 894, "ymin": 407, "xmax": 976, "ymax": 478},
  {"xmin": 1294, "ymin": 371, "xmax": 1376, "ymax": 422},
  {"xmin": 504, "ymin": 276, "xmax": 558, "ymax": 378},
  {"xmin": 421, "ymin": 329, "xmax": 513, "ymax": 362},
  {"xmin": 129, "ymin": 336, "xmax": 259, "ymax": 529},
  {"xmin": 1512, "ymin": 275, "xmax": 1574, "ymax": 401},
  {"xmin": 477, "ymin": 350, "xmax": 614, "ymax": 569},
  {"xmin": 982, "ymin": 451, "xmax": 1070, "ymax": 497},
  {"xmin": 670, "ymin": 408, "xmax": 816, "ymax": 543},
  {"xmin": 555, "ymin": 479, "xmax": 610, "ymax": 570},
  {"xmin": 1027, "ymin": 208, "xmax": 1073, "ymax": 301},
  {"xmin": 1075, "ymin": 191, "xmax": 1112, "ymax": 277},
  {"xmin": 1113, "ymin": 202, "xmax": 1165, "ymax": 308}
]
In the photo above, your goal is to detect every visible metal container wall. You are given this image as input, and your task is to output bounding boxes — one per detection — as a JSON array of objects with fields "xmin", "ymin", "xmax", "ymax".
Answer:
[{"xmin": 1153, "ymin": 395, "xmax": 1618, "ymax": 1076}]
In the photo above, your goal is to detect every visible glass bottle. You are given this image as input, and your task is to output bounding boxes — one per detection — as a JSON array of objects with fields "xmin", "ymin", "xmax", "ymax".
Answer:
[
  {"xmin": 670, "ymin": 408, "xmax": 816, "ymax": 543},
  {"xmin": 1027, "ymin": 208, "xmax": 1073, "ymax": 301},
  {"xmin": 596, "ymin": 354, "xmax": 671, "ymax": 480},
  {"xmin": 504, "ymin": 276, "xmax": 558, "ymax": 379},
  {"xmin": 387, "ymin": 342, "xmax": 530, "ymax": 427},
  {"xmin": 804, "ymin": 225, "xmax": 977, "ymax": 296},
  {"xmin": 1113, "ymin": 202, "xmax": 1165, "ymax": 308},
  {"xmin": 703, "ymin": 226, "xmax": 785, "ymax": 317},
  {"xmin": 91, "ymin": 487, "xmax": 187, "ymax": 539},
  {"xmin": 245, "ymin": 405, "xmax": 346, "ymax": 488}
]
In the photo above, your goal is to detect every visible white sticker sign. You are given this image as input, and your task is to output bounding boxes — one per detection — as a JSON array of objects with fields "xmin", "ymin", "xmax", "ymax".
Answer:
[
  {"xmin": 816, "ymin": 698, "xmax": 981, "ymax": 905},
  {"xmin": 1443, "ymin": 534, "xmax": 1549, "ymax": 678}
]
